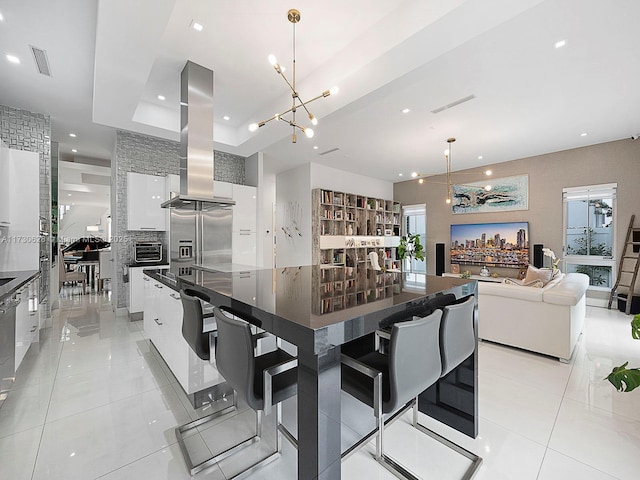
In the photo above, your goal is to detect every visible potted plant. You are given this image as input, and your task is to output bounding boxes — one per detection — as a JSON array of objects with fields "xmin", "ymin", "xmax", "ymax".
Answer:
[
  {"xmin": 607, "ymin": 314, "xmax": 640, "ymax": 392},
  {"xmin": 398, "ymin": 233, "xmax": 424, "ymax": 271}
]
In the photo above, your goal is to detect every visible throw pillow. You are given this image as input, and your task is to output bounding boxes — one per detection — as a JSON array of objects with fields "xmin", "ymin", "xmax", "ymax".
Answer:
[
  {"xmin": 523, "ymin": 265, "xmax": 553, "ymax": 286},
  {"xmin": 503, "ymin": 278, "xmax": 545, "ymax": 288}
]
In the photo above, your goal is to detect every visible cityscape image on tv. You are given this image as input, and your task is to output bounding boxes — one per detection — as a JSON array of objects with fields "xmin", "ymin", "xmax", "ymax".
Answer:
[{"xmin": 450, "ymin": 222, "xmax": 529, "ymax": 268}]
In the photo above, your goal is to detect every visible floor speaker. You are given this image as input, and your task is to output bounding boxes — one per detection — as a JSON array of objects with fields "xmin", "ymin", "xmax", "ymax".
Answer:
[
  {"xmin": 436, "ymin": 243, "xmax": 445, "ymax": 276},
  {"xmin": 533, "ymin": 244, "xmax": 544, "ymax": 268}
]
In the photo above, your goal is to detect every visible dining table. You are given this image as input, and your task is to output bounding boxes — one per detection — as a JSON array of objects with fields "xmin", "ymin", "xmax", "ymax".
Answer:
[{"xmin": 177, "ymin": 265, "xmax": 478, "ymax": 479}]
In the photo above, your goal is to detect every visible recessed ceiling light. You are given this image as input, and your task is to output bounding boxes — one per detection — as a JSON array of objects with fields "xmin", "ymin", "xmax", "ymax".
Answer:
[
  {"xmin": 411, "ymin": 172, "xmax": 418, "ymax": 178},
  {"xmin": 398, "ymin": 173, "xmax": 403, "ymax": 177},
  {"xmin": 478, "ymin": 155, "xmax": 483, "ymax": 160},
  {"xmin": 191, "ymin": 21, "xmax": 203, "ymax": 32},
  {"xmin": 402, "ymin": 108, "xmax": 411, "ymax": 114},
  {"xmin": 581, "ymin": 132, "xmax": 588, "ymax": 137},
  {"xmin": 71, "ymin": 149, "xmax": 77, "ymax": 153},
  {"xmin": 313, "ymin": 146, "xmax": 318, "ymax": 150},
  {"xmin": 555, "ymin": 40, "xmax": 566, "ymax": 49},
  {"xmin": 0, "ymin": 11, "xmax": 5, "ymax": 21},
  {"xmin": 157, "ymin": 94, "xmax": 166, "ymax": 101},
  {"xmin": 67, "ymin": 193, "xmax": 72, "ymax": 197},
  {"xmin": 69, "ymin": 133, "xmax": 76, "ymax": 138},
  {"xmin": 223, "ymin": 115, "xmax": 230, "ymax": 121},
  {"xmin": 6, "ymin": 54, "xmax": 20, "ymax": 64}
]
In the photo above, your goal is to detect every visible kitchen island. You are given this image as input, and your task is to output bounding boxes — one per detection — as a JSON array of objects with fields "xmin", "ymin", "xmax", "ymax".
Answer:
[{"xmin": 146, "ymin": 265, "xmax": 478, "ymax": 479}]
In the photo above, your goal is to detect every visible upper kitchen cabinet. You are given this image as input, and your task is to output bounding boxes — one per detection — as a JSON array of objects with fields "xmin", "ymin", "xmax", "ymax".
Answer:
[
  {"xmin": 232, "ymin": 184, "xmax": 257, "ymax": 233},
  {"xmin": 127, "ymin": 172, "xmax": 166, "ymax": 231}
]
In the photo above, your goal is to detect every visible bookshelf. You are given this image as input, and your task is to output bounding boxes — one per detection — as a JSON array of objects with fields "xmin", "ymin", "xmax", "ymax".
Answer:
[{"xmin": 312, "ymin": 189, "xmax": 402, "ymax": 308}]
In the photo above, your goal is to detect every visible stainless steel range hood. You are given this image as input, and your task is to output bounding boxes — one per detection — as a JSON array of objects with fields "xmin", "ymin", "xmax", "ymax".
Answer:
[{"xmin": 161, "ymin": 61, "xmax": 235, "ymax": 210}]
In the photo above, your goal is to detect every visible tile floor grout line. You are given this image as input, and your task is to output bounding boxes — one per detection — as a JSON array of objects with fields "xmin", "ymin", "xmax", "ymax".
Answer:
[
  {"xmin": 535, "ymin": 329, "xmax": 582, "ymax": 480},
  {"xmin": 29, "ymin": 310, "xmax": 66, "ymax": 480}
]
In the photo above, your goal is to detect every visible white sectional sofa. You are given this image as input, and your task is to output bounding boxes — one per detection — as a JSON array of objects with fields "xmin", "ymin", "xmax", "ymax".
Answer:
[{"xmin": 477, "ymin": 273, "xmax": 590, "ymax": 362}]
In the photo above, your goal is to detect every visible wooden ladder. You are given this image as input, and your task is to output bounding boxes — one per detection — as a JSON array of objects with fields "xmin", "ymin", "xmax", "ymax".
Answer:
[{"xmin": 608, "ymin": 215, "xmax": 640, "ymax": 314}]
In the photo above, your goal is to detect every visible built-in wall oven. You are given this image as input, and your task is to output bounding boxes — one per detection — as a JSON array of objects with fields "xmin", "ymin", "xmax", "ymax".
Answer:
[{"xmin": 134, "ymin": 242, "xmax": 163, "ymax": 263}]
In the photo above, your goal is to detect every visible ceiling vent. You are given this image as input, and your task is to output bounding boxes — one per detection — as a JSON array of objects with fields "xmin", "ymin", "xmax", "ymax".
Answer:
[
  {"xmin": 431, "ymin": 94, "xmax": 475, "ymax": 114},
  {"xmin": 318, "ymin": 147, "xmax": 340, "ymax": 156},
  {"xmin": 30, "ymin": 45, "xmax": 52, "ymax": 77}
]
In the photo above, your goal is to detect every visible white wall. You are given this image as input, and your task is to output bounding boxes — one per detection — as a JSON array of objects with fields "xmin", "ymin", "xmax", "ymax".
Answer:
[
  {"xmin": 275, "ymin": 163, "xmax": 312, "ymax": 267},
  {"xmin": 310, "ymin": 163, "xmax": 394, "ymax": 199},
  {"xmin": 59, "ymin": 205, "xmax": 109, "ymax": 243}
]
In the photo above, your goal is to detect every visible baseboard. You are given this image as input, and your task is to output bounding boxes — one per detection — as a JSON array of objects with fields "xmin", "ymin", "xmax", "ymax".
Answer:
[{"xmin": 586, "ymin": 297, "xmax": 608, "ymax": 308}]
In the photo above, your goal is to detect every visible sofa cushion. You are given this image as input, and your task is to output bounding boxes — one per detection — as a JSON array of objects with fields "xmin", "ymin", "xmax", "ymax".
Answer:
[
  {"xmin": 503, "ymin": 278, "xmax": 545, "ymax": 288},
  {"xmin": 523, "ymin": 265, "xmax": 554, "ymax": 285},
  {"xmin": 478, "ymin": 281, "xmax": 544, "ymax": 302},
  {"xmin": 543, "ymin": 273, "xmax": 590, "ymax": 306}
]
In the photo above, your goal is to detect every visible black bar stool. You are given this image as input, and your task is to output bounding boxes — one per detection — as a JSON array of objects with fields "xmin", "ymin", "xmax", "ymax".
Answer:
[
  {"xmin": 213, "ymin": 306, "xmax": 298, "ymax": 477},
  {"xmin": 341, "ymin": 310, "xmax": 443, "ymax": 479}
]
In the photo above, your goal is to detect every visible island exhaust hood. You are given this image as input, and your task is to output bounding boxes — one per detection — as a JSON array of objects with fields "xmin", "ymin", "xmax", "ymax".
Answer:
[{"xmin": 161, "ymin": 61, "xmax": 235, "ymax": 210}]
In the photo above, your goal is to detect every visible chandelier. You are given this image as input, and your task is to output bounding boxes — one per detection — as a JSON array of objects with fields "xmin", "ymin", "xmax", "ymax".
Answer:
[
  {"xmin": 412, "ymin": 138, "xmax": 493, "ymax": 204},
  {"xmin": 248, "ymin": 9, "xmax": 338, "ymax": 143}
]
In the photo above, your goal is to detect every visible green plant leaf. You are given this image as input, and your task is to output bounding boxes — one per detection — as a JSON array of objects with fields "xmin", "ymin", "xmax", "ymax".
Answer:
[
  {"xmin": 606, "ymin": 362, "xmax": 640, "ymax": 392},
  {"xmin": 632, "ymin": 314, "xmax": 640, "ymax": 340}
]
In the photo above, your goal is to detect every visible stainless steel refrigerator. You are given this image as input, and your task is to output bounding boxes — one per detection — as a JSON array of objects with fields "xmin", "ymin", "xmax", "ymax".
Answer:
[{"xmin": 169, "ymin": 205, "xmax": 233, "ymax": 274}]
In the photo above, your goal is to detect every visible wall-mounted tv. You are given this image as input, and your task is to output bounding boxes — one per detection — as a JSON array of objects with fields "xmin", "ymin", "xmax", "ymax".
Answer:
[{"xmin": 450, "ymin": 221, "xmax": 529, "ymax": 268}]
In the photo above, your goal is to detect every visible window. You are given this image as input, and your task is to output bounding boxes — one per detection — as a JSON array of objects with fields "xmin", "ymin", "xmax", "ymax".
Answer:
[
  {"xmin": 563, "ymin": 183, "xmax": 616, "ymax": 289},
  {"xmin": 402, "ymin": 204, "xmax": 426, "ymax": 274}
]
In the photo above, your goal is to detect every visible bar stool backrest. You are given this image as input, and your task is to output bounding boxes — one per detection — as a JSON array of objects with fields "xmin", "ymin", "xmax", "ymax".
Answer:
[
  {"xmin": 440, "ymin": 296, "xmax": 476, "ymax": 377},
  {"xmin": 387, "ymin": 310, "xmax": 442, "ymax": 413},
  {"xmin": 180, "ymin": 289, "xmax": 211, "ymax": 361},
  {"xmin": 214, "ymin": 307, "xmax": 261, "ymax": 411}
]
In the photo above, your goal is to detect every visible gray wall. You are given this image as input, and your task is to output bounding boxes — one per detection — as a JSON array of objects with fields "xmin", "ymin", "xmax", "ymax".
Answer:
[
  {"xmin": 0, "ymin": 105, "xmax": 52, "ymax": 315},
  {"xmin": 394, "ymin": 139, "xmax": 640, "ymax": 295},
  {"xmin": 111, "ymin": 130, "xmax": 246, "ymax": 310}
]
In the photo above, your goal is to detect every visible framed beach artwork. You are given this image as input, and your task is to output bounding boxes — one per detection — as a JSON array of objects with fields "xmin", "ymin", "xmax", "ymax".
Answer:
[{"xmin": 451, "ymin": 174, "xmax": 529, "ymax": 214}]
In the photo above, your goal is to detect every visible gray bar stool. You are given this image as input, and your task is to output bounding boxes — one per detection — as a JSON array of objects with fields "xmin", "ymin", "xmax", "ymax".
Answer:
[
  {"xmin": 341, "ymin": 310, "xmax": 443, "ymax": 479},
  {"xmin": 412, "ymin": 296, "xmax": 483, "ymax": 480},
  {"xmin": 175, "ymin": 289, "xmax": 236, "ymax": 475},
  {"xmin": 213, "ymin": 306, "xmax": 298, "ymax": 477}
]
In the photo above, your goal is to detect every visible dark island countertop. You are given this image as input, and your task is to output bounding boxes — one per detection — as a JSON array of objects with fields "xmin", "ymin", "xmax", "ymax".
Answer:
[
  {"xmin": 126, "ymin": 261, "xmax": 169, "ymax": 268},
  {"xmin": 144, "ymin": 265, "xmax": 476, "ymax": 355},
  {"xmin": 0, "ymin": 270, "xmax": 40, "ymax": 302}
]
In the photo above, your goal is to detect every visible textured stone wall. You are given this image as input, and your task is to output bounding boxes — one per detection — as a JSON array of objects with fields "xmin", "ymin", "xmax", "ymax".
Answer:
[
  {"xmin": 112, "ymin": 130, "xmax": 245, "ymax": 310},
  {"xmin": 0, "ymin": 105, "xmax": 51, "ymax": 316}
]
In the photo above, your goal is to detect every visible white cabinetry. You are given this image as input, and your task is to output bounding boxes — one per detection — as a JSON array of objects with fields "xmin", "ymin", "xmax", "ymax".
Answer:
[
  {"xmin": 232, "ymin": 184, "xmax": 257, "ymax": 266},
  {"xmin": 14, "ymin": 277, "xmax": 40, "ymax": 371},
  {"xmin": 127, "ymin": 172, "xmax": 166, "ymax": 231},
  {"xmin": 142, "ymin": 272, "xmax": 223, "ymax": 395},
  {"xmin": 129, "ymin": 266, "xmax": 165, "ymax": 315}
]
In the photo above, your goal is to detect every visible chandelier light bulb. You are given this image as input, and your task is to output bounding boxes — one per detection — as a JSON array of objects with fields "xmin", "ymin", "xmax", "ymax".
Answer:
[
  {"xmin": 411, "ymin": 172, "xmax": 418, "ymax": 178},
  {"xmin": 444, "ymin": 149, "xmax": 450, "ymax": 156},
  {"xmin": 268, "ymin": 54, "xmax": 278, "ymax": 66},
  {"xmin": 304, "ymin": 128, "xmax": 315, "ymax": 139},
  {"xmin": 484, "ymin": 185, "xmax": 492, "ymax": 191},
  {"xmin": 446, "ymin": 198, "xmax": 452, "ymax": 204},
  {"xmin": 309, "ymin": 113, "xmax": 318, "ymax": 126},
  {"xmin": 248, "ymin": 123, "xmax": 259, "ymax": 132},
  {"xmin": 329, "ymin": 86, "xmax": 339, "ymax": 96},
  {"xmin": 484, "ymin": 169, "xmax": 492, "ymax": 176},
  {"xmin": 418, "ymin": 179, "xmax": 424, "ymax": 184}
]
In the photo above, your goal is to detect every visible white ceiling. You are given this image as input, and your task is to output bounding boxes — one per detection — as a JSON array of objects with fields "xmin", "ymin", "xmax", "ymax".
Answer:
[
  {"xmin": 2, "ymin": 0, "xmax": 639, "ymax": 182},
  {"xmin": 58, "ymin": 160, "xmax": 110, "ymax": 209}
]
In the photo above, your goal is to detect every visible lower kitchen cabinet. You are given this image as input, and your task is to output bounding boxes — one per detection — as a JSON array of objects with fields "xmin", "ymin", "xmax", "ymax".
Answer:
[
  {"xmin": 14, "ymin": 277, "xmax": 40, "ymax": 371},
  {"xmin": 129, "ymin": 265, "xmax": 165, "ymax": 315},
  {"xmin": 143, "ymin": 273, "xmax": 224, "ymax": 396}
]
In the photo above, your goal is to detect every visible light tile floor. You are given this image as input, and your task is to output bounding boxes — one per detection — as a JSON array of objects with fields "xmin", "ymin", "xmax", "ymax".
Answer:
[{"xmin": 1, "ymin": 288, "xmax": 639, "ymax": 479}]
